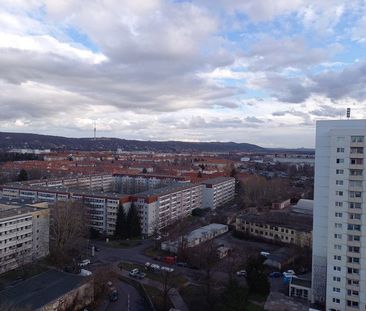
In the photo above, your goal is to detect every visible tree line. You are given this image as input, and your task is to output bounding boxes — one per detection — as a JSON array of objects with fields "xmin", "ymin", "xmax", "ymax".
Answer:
[{"xmin": 114, "ymin": 203, "xmax": 141, "ymax": 239}]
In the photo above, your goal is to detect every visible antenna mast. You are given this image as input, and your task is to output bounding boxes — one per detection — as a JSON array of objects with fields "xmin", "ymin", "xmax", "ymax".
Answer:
[{"xmin": 93, "ymin": 120, "xmax": 96, "ymax": 140}]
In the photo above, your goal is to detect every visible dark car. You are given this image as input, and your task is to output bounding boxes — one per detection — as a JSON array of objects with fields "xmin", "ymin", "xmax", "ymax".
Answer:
[
  {"xmin": 109, "ymin": 289, "xmax": 118, "ymax": 302},
  {"xmin": 177, "ymin": 262, "xmax": 188, "ymax": 267}
]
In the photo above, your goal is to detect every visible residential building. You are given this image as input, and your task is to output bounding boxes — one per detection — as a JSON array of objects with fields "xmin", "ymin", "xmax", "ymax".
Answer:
[
  {"xmin": 236, "ymin": 212, "xmax": 312, "ymax": 248},
  {"xmin": 0, "ymin": 199, "xmax": 49, "ymax": 274},
  {"xmin": 312, "ymin": 119, "xmax": 366, "ymax": 310},
  {"xmin": 202, "ymin": 177, "xmax": 235, "ymax": 209},
  {"xmin": 161, "ymin": 223, "xmax": 229, "ymax": 253},
  {"xmin": 0, "ymin": 270, "xmax": 94, "ymax": 310},
  {"xmin": 132, "ymin": 183, "xmax": 203, "ymax": 235}
]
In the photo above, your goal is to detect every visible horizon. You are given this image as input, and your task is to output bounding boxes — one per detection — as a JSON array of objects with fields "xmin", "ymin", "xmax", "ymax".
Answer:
[
  {"xmin": 0, "ymin": 129, "xmax": 315, "ymax": 150},
  {"xmin": 1, "ymin": 1, "xmax": 366, "ymax": 148}
]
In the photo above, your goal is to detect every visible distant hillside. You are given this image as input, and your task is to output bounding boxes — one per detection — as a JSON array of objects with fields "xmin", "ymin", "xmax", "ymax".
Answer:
[{"xmin": 0, "ymin": 132, "xmax": 266, "ymax": 153}]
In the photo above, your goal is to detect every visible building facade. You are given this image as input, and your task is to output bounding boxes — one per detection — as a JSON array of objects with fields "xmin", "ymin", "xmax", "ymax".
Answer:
[
  {"xmin": 202, "ymin": 177, "xmax": 235, "ymax": 209},
  {"xmin": 0, "ymin": 200, "xmax": 49, "ymax": 274},
  {"xmin": 236, "ymin": 213, "xmax": 312, "ymax": 248},
  {"xmin": 312, "ymin": 120, "xmax": 366, "ymax": 310}
]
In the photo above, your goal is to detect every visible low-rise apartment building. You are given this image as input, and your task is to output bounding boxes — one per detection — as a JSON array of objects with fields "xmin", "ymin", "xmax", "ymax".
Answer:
[
  {"xmin": 202, "ymin": 177, "xmax": 235, "ymax": 209},
  {"xmin": 236, "ymin": 212, "xmax": 312, "ymax": 248},
  {"xmin": 0, "ymin": 199, "xmax": 49, "ymax": 274}
]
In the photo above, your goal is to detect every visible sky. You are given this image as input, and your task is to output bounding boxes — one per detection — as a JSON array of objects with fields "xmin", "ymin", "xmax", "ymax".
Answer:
[{"xmin": 1, "ymin": 0, "xmax": 366, "ymax": 148}]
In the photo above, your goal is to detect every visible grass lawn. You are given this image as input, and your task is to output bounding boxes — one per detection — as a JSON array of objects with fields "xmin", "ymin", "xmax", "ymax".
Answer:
[{"xmin": 108, "ymin": 239, "xmax": 142, "ymax": 248}]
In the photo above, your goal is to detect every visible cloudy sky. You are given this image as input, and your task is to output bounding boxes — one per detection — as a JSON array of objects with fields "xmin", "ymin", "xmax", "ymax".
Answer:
[{"xmin": 1, "ymin": 0, "xmax": 366, "ymax": 148}]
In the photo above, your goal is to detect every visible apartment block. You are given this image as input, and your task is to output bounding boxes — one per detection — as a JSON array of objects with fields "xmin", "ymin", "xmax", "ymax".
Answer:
[
  {"xmin": 236, "ymin": 213, "xmax": 312, "ymax": 248},
  {"xmin": 312, "ymin": 120, "xmax": 366, "ymax": 310},
  {"xmin": 202, "ymin": 177, "xmax": 235, "ymax": 209},
  {"xmin": 132, "ymin": 183, "xmax": 203, "ymax": 235},
  {"xmin": 0, "ymin": 175, "xmax": 234, "ymax": 237},
  {"xmin": 0, "ymin": 199, "xmax": 49, "ymax": 274}
]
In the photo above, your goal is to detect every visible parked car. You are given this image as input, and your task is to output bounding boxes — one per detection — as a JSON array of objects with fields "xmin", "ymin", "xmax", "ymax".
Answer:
[
  {"xmin": 135, "ymin": 271, "xmax": 146, "ymax": 279},
  {"xmin": 129, "ymin": 268, "xmax": 139, "ymax": 277},
  {"xmin": 153, "ymin": 256, "xmax": 162, "ymax": 261},
  {"xmin": 260, "ymin": 251, "xmax": 270, "ymax": 258},
  {"xmin": 269, "ymin": 271, "xmax": 282, "ymax": 278},
  {"xmin": 176, "ymin": 262, "xmax": 188, "ymax": 267},
  {"xmin": 161, "ymin": 266, "xmax": 174, "ymax": 273},
  {"xmin": 109, "ymin": 288, "xmax": 118, "ymax": 302},
  {"xmin": 236, "ymin": 270, "xmax": 247, "ymax": 277},
  {"xmin": 79, "ymin": 259, "xmax": 91, "ymax": 267}
]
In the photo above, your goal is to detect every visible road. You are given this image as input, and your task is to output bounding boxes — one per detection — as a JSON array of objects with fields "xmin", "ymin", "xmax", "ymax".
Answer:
[{"xmin": 104, "ymin": 280, "xmax": 148, "ymax": 311}]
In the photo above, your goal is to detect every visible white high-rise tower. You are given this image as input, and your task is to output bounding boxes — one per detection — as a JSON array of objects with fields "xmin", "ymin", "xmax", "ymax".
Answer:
[{"xmin": 312, "ymin": 119, "xmax": 366, "ymax": 310}]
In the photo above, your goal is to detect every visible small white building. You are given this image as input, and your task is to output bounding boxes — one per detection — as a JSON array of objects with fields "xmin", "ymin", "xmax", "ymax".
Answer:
[{"xmin": 161, "ymin": 223, "xmax": 228, "ymax": 253}]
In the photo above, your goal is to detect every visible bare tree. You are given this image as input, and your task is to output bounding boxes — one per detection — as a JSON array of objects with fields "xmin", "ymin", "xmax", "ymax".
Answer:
[
  {"xmin": 49, "ymin": 201, "xmax": 87, "ymax": 265},
  {"xmin": 160, "ymin": 270, "xmax": 176, "ymax": 311}
]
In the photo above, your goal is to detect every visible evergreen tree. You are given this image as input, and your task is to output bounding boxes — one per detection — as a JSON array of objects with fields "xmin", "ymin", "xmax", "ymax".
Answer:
[
  {"xmin": 126, "ymin": 203, "xmax": 141, "ymax": 238},
  {"xmin": 17, "ymin": 169, "xmax": 28, "ymax": 181},
  {"xmin": 115, "ymin": 204, "xmax": 127, "ymax": 239}
]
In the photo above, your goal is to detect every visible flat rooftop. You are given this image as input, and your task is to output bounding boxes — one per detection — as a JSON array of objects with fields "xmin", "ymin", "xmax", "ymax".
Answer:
[
  {"xmin": 201, "ymin": 177, "xmax": 234, "ymax": 185},
  {"xmin": 134, "ymin": 182, "xmax": 198, "ymax": 197},
  {"xmin": 0, "ymin": 270, "xmax": 88, "ymax": 309},
  {"xmin": 237, "ymin": 211, "xmax": 312, "ymax": 232},
  {"xmin": 0, "ymin": 197, "xmax": 46, "ymax": 219}
]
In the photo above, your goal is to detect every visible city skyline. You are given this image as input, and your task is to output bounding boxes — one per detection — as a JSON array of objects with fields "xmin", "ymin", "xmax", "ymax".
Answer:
[{"xmin": 1, "ymin": 1, "xmax": 366, "ymax": 148}]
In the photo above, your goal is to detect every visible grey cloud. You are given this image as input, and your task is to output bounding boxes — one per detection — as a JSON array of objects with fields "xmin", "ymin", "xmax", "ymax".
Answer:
[
  {"xmin": 245, "ymin": 116, "xmax": 263, "ymax": 123},
  {"xmin": 310, "ymin": 104, "xmax": 345, "ymax": 117}
]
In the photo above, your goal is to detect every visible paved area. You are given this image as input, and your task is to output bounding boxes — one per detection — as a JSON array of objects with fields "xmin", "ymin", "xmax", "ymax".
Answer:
[
  {"xmin": 264, "ymin": 292, "xmax": 309, "ymax": 311},
  {"xmin": 99, "ymin": 280, "xmax": 148, "ymax": 311}
]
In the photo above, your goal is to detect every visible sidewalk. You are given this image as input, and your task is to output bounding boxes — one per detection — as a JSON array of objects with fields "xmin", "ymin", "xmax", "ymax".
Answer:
[{"xmin": 116, "ymin": 268, "xmax": 189, "ymax": 311}]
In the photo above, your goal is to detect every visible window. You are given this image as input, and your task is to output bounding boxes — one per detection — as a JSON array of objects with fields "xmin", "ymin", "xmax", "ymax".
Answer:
[
  {"xmin": 334, "ymin": 255, "xmax": 341, "ymax": 260},
  {"xmin": 349, "ymin": 213, "xmax": 361, "ymax": 220},
  {"xmin": 333, "ymin": 287, "xmax": 341, "ymax": 292},
  {"xmin": 350, "ymin": 158, "xmax": 363, "ymax": 165},
  {"xmin": 333, "ymin": 276, "xmax": 341, "ymax": 282},
  {"xmin": 335, "ymin": 223, "xmax": 342, "ymax": 228},
  {"xmin": 336, "ymin": 169, "xmax": 344, "ymax": 174},
  {"xmin": 347, "ymin": 300, "xmax": 359, "ymax": 307},
  {"xmin": 347, "ymin": 268, "xmax": 359, "ymax": 275},
  {"xmin": 348, "ymin": 224, "xmax": 361, "ymax": 231},
  {"xmin": 349, "ymin": 202, "xmax": 361, "ymax": 209},
  {"xmin": 349, "ymin": 191, "xmax": 362, "ymax": 198},
  {"xmin": 348, "ymin": 234, "xmax": 360, "ymax": 241},
  {"xmin": 332, "ymin": 298, "xmax": 340, "ymax": 303},
  {"xmin": 349, "ymin": 180, "xmax": 362, "ymax": 187},
  {"xmin": 336, "ymin": 191, "xmax": 343, "ymax": 196},
  {"xmin": 335, "ymin": 212, "xmax": 342, "ymax": 217},
  {"xmin": 350, "ymin": 147, "xmax": 363, "ymax": 154},
  {"xmin": 350, "ymin": 169, "xmax": 363, "ymax": 176},
  {"xmin": 334, "ymin": 233, "xmax": 342, "ymax": 239},
  {"xmin": 348, "ymin": 257, "xmax": 360, "ymax": 264},
  {"xmin": 335, "ymin": 201, "xmax": 343, "ymax": 207},
  {"xmin": 337, "ymin": 147, "xmax": 345, "ymax": 153},
  {"xmin": 336, "ymin": 158, "xmax": 344, "ymax": 164},
  {"xmin": 336, "ymin": 180, "xmax": 343, "ymax": 185},
  {"xmin": 334, "ymin": 244, "xmax": 342, "ymax": 250},
  {"xmin": 351, "ymin": 136, "xmax": 364, "ymax": 143},
  {"xmin": 348, "ymin": 246, "xmax": 360, "ymax": 253},
  {"xmin": 333, "ymin": 266, "xmax": 341, "ymax": 271}
]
